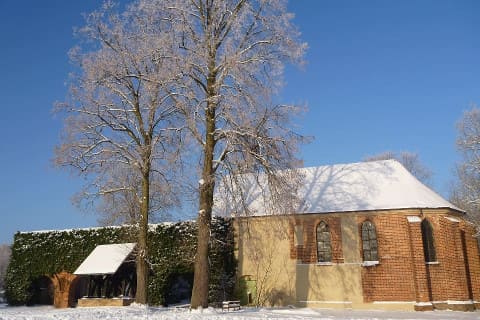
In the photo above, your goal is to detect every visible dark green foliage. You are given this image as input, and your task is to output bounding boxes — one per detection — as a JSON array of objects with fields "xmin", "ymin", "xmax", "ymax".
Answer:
[
  {"xmin": 208, "ymin": 218, "xmax": 236, "ymax": 303},
  {"xmin": 5, "ymin": 218, "xmax": 235, "ymax": 306}
]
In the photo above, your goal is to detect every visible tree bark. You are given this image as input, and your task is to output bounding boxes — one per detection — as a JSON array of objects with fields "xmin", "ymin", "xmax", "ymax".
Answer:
[
  {"xmin": 190, "ymin": 182, "xmax": 214, "ymax": 308},
  {"xmin": 135, "ymin": 171, "xmax": 150, "ymax": 304},
  {"xmin": 191, "ymin": 117, "xmax": 215, "ymax": 308},
  {"xmin": 191, "ymin": 58, "xmax": 217, "ymax": 307}
]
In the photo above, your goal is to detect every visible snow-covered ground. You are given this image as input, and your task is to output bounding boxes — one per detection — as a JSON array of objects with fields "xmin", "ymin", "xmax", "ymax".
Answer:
[{"xmin": 0, "ymin": 304, "xmax": 478, "ymax": 320}]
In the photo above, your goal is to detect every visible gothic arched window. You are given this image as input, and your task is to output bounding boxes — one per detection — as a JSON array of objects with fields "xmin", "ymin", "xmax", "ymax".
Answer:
[
  {"xmin": 361, "ymin": 220, "xmax": 378, "ymax": 261},
  {"xmin": 421, "ymin": 219, "xmax": 437, "ymax": 262},
  {"xmin": 316, "ymin": 221, "xmax": 332, "ymax": 262}
]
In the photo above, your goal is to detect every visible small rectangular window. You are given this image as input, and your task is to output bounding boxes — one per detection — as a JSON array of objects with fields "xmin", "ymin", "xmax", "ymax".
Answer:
[{"xmin": 294, "ymin": 225, "xmax": 303, "ymax": 246}]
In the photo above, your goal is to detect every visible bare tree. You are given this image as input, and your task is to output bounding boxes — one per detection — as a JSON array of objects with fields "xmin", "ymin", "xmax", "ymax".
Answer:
[
  {"xmin": 57, "ymin": 0, "xmax": 306, "ymax": 306},
  {"xmin": 141, "ymin": 0, "xmax": 308, "ymax": 308},
  {"xmin": 451, "ymin": 107, "xmax": 480, "ymax": 230},
  {"xmin": 77, "ymin": 163, "xmax": 177, "ymax": 226},
  {"xmin": 0, "ymin": 244, "xmax": 11, "ymax": 291},
  {"xmin": 54, "ymin": 2, "xmax": 183, "ymax": 304},
  {"xmin": 363, "ymin": 151, "xmax": 433, "ymax": 186}
]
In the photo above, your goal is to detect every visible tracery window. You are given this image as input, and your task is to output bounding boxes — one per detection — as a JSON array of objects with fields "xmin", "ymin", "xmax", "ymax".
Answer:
[
  {"xmin": 361, "ymin": 220, "xmax": 378, "ymax": 261},
  {"xmin": 316, "ymin": 221, "xmax": 332, "ymax": 262},
  {"xmin": 421, "ymin": 219, "xmax": 437, "ymax": 262}
]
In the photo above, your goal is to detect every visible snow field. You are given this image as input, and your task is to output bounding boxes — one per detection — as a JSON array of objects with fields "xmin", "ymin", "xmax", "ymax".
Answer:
[{"xmin": 0, "ymin": 305, "xmax": 479, "ymax": 320}]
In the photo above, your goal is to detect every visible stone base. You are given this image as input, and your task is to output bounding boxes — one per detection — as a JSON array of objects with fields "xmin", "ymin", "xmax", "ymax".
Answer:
[
  {"xmin": 297, "ymin": 299, "xmax": 477, "ymax": 312},
  {"xmin": 298, "ymin": 301, "xmax": 416, "ymax": 311},
  {"xmin": 298, "ymin": 301, "xmax": 353, "ymax": 310},
  {"xmin": 77, "ymin": 298, "xmax": 134, "ymax": 307},
  {"xmin": 414, "ymin": 303, "xmax": 434, "ymax": 311},
  {"xmin": 432, "ymin": 301, "xmax": 476, "ymax": 312}
]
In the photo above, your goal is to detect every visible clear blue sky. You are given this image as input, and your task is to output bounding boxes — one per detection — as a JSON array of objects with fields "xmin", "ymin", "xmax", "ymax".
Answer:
[{"xmin": 0, "ymin": 1, "xmax": 478, "ymax": 244}]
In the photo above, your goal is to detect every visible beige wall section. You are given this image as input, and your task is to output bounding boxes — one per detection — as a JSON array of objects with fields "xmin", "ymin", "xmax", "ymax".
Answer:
[
  {"xmin": 235, "ymin": 216, "xmax": 297, "ymax": 306},
  {"xmin": 295, "ymin": 264, "xmax": 363, "ymax": 306},
  {"xmin": 235, "ymin": 215, "xmax": 365, "ymax": 307},
  {"xmin": 341, "ymin": 215, "xmax": 362, "ymax": 264}
]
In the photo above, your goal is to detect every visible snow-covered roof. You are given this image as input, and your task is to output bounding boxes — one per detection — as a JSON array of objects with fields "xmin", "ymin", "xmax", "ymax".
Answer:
[
  {"xmin": 214, "ymin": 160, "xmax": 462, "ymax": 216},
  {"xmin": 74, "ymin": 243, "xmax": 136, "ymax": 275}
]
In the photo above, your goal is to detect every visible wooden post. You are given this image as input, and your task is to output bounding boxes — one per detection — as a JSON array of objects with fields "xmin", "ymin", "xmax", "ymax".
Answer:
[{"xmin": 50, "ymin": 271, "xmax": 78, "ymax": 308}]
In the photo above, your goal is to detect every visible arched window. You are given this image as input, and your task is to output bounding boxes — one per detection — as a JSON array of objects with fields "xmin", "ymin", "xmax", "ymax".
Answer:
[
  {"xmin": 316, "ymin": 221, "xmax": 332, "ymax": 262},
  {"xmin": 361, "ymin": 220, "xmax": 378, "ymax": 261},
  {"xmin": 421, "ymin": 219, "xmax": 436, "ymax": 262}
]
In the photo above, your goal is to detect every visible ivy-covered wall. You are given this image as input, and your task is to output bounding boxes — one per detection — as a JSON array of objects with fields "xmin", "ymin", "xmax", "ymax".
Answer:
[{"xmin": 5, "ymin": 218, "xmax": 235, "ymax": 306}]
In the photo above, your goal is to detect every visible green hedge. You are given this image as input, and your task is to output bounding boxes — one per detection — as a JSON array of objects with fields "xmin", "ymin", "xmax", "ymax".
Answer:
[{"xmin": 5, "ymin": 218, "xmax": 235, "ymax": 306}]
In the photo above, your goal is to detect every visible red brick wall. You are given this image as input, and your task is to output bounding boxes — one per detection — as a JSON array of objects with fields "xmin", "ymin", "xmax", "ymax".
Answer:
[
  {"xmin": 426, "ymin": 216, "xmax": 469, "ymax": 301},
  {"xmin": 407, "ymin": 220, "xmax": 430, "ymax": 303},
  {"xmin": 287, "ymin": 211, "xmax": 480, "ymax": 306},
  {"xmin": 360, "ymin": 213, "xmax": 480, "ymax": 304},
  {"xmin": 289, "ymin": 216, "xmax": 343, "ymax": 264},
  {"xmin": 359, "ymin": 215, "xmax": 416, "ymax": 302},
  {"xmin": 462, "ymin": 222, "xmax": 480, "ymax": 302}
]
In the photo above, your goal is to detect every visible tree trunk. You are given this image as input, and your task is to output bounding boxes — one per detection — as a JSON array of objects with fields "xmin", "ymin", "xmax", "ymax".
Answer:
[
  {"xmin": 191, "ymin": 27, "xmax": 218, "ymax": 306},
  {"xmin": 191, "ymin": 129, "xmax": 215, "ymax": 307},
  {"xmin": 135, "ymin": 172, "xmax": 150, "ymax": 304},
  {"xmin": 191, "ymin": 98, "xmax": 216, "ymax": 308},
  {"xmin": 190, "ymin": 183, "xmax": 214, "ymax": 308}
]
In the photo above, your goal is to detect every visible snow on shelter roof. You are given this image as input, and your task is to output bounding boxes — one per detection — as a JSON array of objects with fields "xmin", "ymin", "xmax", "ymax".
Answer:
[
  {"xmin": 74, "ymin": 243, "xmax": 136, "ymax": 275},
  {"xmin": 213, "ymin": 160, "xmax": 463, "ymax": 216}
]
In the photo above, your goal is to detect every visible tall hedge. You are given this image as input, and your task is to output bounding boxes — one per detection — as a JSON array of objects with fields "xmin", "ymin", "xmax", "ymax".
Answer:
[{"xmin": 5, "ymin": 218, "xmax": 235, "ymax": 306}]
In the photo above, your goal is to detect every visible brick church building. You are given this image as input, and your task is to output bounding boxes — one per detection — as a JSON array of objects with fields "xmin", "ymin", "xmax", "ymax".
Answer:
[{"xmin": 221, "ymin": 160, "xmax": 480, "ymax": 311}]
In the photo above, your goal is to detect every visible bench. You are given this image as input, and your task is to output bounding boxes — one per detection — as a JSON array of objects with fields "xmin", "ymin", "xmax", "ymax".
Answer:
[{"xmin": 222, "ymin": 300, "xmax": 241, "ymax": 311}]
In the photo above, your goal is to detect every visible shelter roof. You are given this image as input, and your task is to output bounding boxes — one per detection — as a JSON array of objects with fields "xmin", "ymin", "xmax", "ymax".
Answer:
[{"xmin": 74, "ymin": 243, "xmax": 136, "ymax": 275}]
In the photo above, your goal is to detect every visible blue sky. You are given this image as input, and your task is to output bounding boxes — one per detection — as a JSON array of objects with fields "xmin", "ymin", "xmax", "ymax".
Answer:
[{"xmin": 0, "ymin": 0, "xmax": 478, "ymax": 244}]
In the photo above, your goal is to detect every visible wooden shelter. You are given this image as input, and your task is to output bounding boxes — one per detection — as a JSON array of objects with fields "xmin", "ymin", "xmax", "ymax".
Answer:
[{"xmin": 73, "ymin": 243, "xmax": 137, "ymax": 307}]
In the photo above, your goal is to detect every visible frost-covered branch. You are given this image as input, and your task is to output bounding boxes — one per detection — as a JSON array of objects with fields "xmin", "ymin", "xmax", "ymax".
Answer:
[{"xmin": 451, "ymin": 106, "xmax": 480, "ymax": 230}]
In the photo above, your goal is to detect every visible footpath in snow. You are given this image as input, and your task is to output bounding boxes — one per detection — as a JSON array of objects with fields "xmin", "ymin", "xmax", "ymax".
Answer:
[{"xmin": 0, "ymin": 304, "xmax": 479, "ymax": 320}]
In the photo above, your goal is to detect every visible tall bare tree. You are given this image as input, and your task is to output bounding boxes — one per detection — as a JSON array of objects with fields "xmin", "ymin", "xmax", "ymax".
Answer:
[
  {"xmin": 55, "ymin": 2, "xmax": 183, "ymax": 304},
  {"xmin": 141, "ymin": 0, "xmax": 307, "ymax": 307},
  {"xmin": 451, "ymin": 107, "xmax": 480, "ymax": 230},
  {"xmin": 363, "ymin": 151, "xmax": 433, "ymax": 186},
  {"xmin": 57, "ymin": 0, "xmax": 306, "ymax": 306}
]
